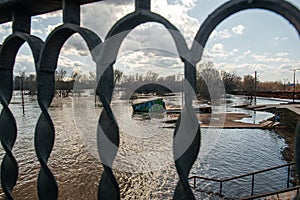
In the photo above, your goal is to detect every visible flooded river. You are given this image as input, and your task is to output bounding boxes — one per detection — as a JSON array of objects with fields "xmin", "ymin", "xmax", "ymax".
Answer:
[{"xmin": 0, "ymin": 93, "xmax": 289, "ymax": 199}]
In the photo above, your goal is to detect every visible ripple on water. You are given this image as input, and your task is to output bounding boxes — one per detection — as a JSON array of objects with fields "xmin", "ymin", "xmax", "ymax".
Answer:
[{"xmin": 0, "ymin": 95, "xmax": 288, "ymax": 199}]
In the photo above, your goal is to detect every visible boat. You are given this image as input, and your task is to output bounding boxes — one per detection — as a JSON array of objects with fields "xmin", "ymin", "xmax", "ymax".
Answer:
[{"xmin": 132, "ymin": 98, "xmax": 166, "ymax": 112}]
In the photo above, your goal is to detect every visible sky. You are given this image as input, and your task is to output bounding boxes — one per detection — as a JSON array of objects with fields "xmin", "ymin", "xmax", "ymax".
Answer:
[{"xmin": 1, "ymin": 0, "xmax": 300, "ymax": 82}]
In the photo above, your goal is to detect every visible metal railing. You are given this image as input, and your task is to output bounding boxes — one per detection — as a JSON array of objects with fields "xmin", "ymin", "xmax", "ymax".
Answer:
[
  {"xmin": 0, "ymin": 0, "xmax": 299, "ymax": 199},
  {"xmin": 189, "ymin": 162, "xmax": 295, "ymax": 198},
  {"xmin": 241, "ymin": 185, "xmax": 300, "ymax": 200}
]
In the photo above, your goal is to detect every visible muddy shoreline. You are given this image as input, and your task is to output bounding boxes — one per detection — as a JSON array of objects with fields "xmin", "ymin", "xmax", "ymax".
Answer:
[{"xmin": 264, "ymin": 107, "xmax": 300, "ymax": 184}]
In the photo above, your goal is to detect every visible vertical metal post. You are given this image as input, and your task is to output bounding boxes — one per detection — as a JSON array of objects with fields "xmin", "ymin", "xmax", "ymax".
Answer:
[
  {"xmin": 251, "ymin": 174, "xmax": 255, "ymax": 196},
  {"xmin": 287, "ymin": 165, "xmax": 290, "ymax": 188},
  {"xmin": 135, "ymin": 0, "xmax": 151, "ymax": 10},
  {"xmin": 21, "ymin": 76, "xmax": 25, "ymax": 115},
  {"xmin": 293, "ymin": 69, "xmax": 296, "ymax": 103},
  {"xmin": 63, "ymin": 0, "xmax": 80, "ymax": 25},
  {"xmin": 254, "ymin": 71, "xmax": 257, "ymax": 105},
  {"xmin": 220, "ymin": 182, "xmax": 223, "ymax": 195}
]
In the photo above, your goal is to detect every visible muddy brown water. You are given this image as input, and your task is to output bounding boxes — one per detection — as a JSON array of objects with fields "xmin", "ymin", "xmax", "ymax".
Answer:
[{"xmin": 0, "ymin": 94, "xmax": 289, "ymax": 199}]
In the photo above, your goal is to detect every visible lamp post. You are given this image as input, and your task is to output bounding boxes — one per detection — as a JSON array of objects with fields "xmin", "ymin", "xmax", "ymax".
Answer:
[
  {"xmin": 289, "ymin": 69, "xmax": 300, "ymax": 103},
  {"xmin": 254, "ymin": 71, "xmax": 257, "ymax": 105},
  {"xmin": 19, "ymin": 71, "xmax": 26, "ymax": 115}
]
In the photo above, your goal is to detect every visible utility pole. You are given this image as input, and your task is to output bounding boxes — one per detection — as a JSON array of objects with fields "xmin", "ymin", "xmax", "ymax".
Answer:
[
  {"xmin": 289, "ymin": 69, "xmax": 300, "ymax": 103},
  {"xmin": 254, "ymin": 71, "xmax": 257, "ymax": 105},
  {"xmin": 19, "ymin": 71, "xmax": 25, "ymax": 115}
]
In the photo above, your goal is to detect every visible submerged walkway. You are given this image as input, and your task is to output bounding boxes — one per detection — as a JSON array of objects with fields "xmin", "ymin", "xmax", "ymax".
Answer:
[
  {"xmin": 164, "ymin": 112, "xmax": 279, "ymax": 129},
  {"xmin": 249, "ymin": 103, "xmax": 300, "ymax": 116}
]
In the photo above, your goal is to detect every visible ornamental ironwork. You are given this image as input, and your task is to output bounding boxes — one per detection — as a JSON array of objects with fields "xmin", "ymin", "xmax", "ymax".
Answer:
[{"xmin": 0, "ymin": 0, "xmax": 299, "ymax": 199}]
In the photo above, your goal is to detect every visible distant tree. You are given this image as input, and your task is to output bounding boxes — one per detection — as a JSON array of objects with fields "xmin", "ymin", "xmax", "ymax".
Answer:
[
  {"xmin": 165, "ymin": 75, "xmax": 176, "ymax": 82},
  {"xmin": 135, "ymin": 73, "xmax": 143, "ymax": 82},
  {"xmin": 144, "ymin": 71, "xmax": 159, "ymax": 82},
  {"xmin": 114, "ymin": 69, "xmax": 123, "ymax": 84},
  {"xmin": 26, "ymin": 74, "xmax": 36, "ymax": 96},
  {"xmin": 72, "ymin": 70, "xmax": 82, "ymax": 96},
  {"xmin": 19, "ymin": 71, "xmax": 26, "ymax": 93},
  {"xmin": 242, "ymin": 75, "xmax": 255, "ymax": 97},
  {"xmin": 89, "ymin": 71, "xmax": 96, "ymax": 83},
  {"xmin": 56, "ymin": 68, "xmax": 67, "ymax": 81},
  {"xmin": 259, "ymin": 81, "xmax": 283, "ymax": 92},
  {"xmin": 55, "ymin": 68, "xmax": 67, "ymax": 98},
  {"xmin": 221, "ymin": 71, "xmax": 241, "ymax": 94},
  {"xmin": 197, "ymin": 61, "xmax": 223, "ymax": 100},
  {"xmin": 14, "ymin": 75, "xmax": 21, "ymax": 90}
]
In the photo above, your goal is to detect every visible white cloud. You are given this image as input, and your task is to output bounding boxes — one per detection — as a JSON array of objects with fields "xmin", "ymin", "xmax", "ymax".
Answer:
[
  {"xmin": 46, "ymin": 24, "xmax": 61, "ymax": 35},
  {"xmin": 244, "ymin": 50, "xmax": 252, "ymax": 55},
  {"xmin": 0, "ymin": 22, "xmax": 11, "ymax": 34},
  {"xmin": 209, "ymin": 43, "xmax": 238, "ymax": 59},
  {"xmin": 211, "ymin": 29, "xmax": 231, "ymax": 39},
  {"xmin": 252, "ymin": 53, "xmax": 291, "ymax": 63},
  {"xmin": 116, "ymin": 48, "xmax": 183, "ymax": 76},
  {"xmin": 211, "ymin": 25, "xmax": 245, "ymax": 40},
  {"xmin": 218, "ymin": 29, "xmax": 231, "ymax": 39},
  {"xmin": 152, "ymin": 0, "xmax": 200, "ymax": 46},
  {"xmin": 81, "ymin": 1, "xmax": 134, "ymax": 38},
  {"xmin": 274, "ymin": 36, "xmax": 288, "ymax": 41},
  {"xmin": 232, "ymin": 25, "xmax": 245, "ymax": 35},
  {"xmin": 14, "ymin": 54, "xmax": 36, "ymax": 74},
  {"xmin": 61, "ymin": 34, "xmax": 90, "ymax": 57},
  {"xmin": 0, "ymin": 22, "xmax": 12, "ymax": 41},
  {"xmin": 173, "ymin": 0, "xmax": 197, "ymax": 10},
  {"xmin": 276, "ymin": 52, "xmax": 289, "ymax": 57},
  {"xmin": 58, "ymin": 55, "xmax": 89, "ymax": 69}
]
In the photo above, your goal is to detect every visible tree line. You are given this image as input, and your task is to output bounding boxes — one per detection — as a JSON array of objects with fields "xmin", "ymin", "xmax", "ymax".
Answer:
[{"xmin": 14, "ymin": 64, "xmax": 295, "ymax": 100}]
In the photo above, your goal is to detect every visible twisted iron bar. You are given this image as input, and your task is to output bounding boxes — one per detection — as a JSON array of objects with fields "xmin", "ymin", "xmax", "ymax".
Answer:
[
  {"xmin": 35, "ymin": 70, "xmax": 58, "ymax": 200},
  {"xmin": 36, "ymin": 18, "xmax": 102, "ymax": 198},
  {"xmin": 172, "ymin": 61, "xmax": 201, "ymax": 200},
  {"xmin": 0, "ymin": 27, "xmax": 43, "ymax": 199},
  {"xmin": 93, "ymin": 0, "xmax": 201, "ymax": 198},
  {"xmin": 34, "ymin": 1, "xmax": 102, "ymax": 198},
  {"xmin": 96, "ymin": 63, "xmax": 120, "ymax": 199},
  {"xmin": 0, "ymin": 0, "xmax": 299, "ymax": 199},
  {"xmin": 0, "ymin": 73, "xmax": 18, "ymax": 200}
]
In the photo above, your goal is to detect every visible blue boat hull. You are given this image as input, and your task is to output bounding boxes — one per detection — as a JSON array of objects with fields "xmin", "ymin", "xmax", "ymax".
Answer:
[{"xmin": 132, "ymin": 98, "xmax": 166, "ymax": 112}]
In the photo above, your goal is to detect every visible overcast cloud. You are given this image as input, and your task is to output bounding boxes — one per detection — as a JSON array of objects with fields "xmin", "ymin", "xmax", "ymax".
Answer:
[{"xmin": 0, "ymin": 0, "xmax": 299, "ymax": 81}]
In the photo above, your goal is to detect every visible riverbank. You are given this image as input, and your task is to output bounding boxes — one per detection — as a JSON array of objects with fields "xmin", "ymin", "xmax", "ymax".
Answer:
[
  {"xmin": 261, "ymin": 107, "xmax": 300, "ymax": 185},
  {"xmin": 252, "ymin": 107, "xmax": 299, "ymax": 162}
]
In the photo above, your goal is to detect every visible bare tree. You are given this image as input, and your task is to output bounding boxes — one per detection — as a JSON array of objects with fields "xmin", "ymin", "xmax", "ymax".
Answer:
[
  {"xmin": 55, "ymin": 68, "xmax": 67, "ymax": 98},
  {"xmin": 197, "ymin": 61, "xmax": 223, "ymax": 100},
  {"xmin": 144, "ymin": 71, "xmax": 159, "ymax": 82},
  {"xmin": 242, "ymin": 75, "xmax": 255, "ymax": 98},
  {"xmin": 26, "ymin": 74, "xmax": 36, "ymax": 96},
  {"xmin": 221, "ymin": 71, "xmax": 241, "ymax": 94},
  {"xmin": 114, "ymin": 69, "xmax": 123, "ymax": 84}
]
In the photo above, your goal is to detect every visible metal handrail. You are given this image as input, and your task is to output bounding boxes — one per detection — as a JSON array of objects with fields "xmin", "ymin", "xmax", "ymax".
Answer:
[
  {"xmin": 240, "ymin": 185, "xmax": 300, "ymax": 200},
  {"xmin": 189, "ymin": 162, "xmax": 295, "ymax": 197}
]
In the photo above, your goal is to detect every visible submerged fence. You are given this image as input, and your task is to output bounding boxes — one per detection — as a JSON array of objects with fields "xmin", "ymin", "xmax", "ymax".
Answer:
[
  {"xmin": 0, "ymin": 0, "xmax": 300, "ymax": 199},
  {"xmin": 189, "ymin": 162, "xmax": 295, "ymax": 198}
]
